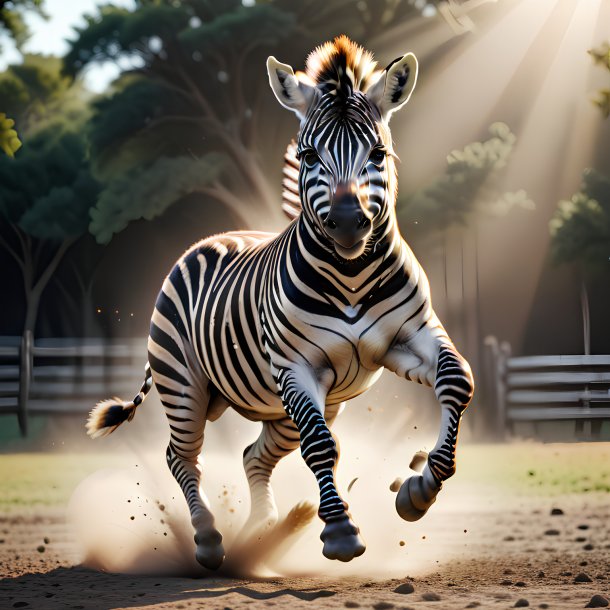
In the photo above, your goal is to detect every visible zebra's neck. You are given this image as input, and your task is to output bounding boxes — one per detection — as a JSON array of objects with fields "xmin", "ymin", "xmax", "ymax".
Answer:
[{"xmin": 290, "ymin": 213, "xmax": 405, "ymax": 299}]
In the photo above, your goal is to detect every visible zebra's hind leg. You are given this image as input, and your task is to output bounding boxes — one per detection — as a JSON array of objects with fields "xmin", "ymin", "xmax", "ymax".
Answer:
[
  {"xmin": 160, "ymin": 384, "xmax": 225, "ymax": 570},
  {"xmin": 242, "ymin": 417, "xmax": 301, "ymax": 533},
  {"xmin": 165, "ymin": 442, "xmax": 224, "ymax": 569}
]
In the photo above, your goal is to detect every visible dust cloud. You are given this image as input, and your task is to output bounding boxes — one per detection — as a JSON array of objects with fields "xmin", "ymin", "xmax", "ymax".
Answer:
[{"xmin": 67, "ymin": 382, "xmax": 474, "ymax": 579}]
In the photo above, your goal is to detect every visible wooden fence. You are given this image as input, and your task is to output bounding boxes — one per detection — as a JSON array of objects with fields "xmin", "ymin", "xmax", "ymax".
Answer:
[
  {"xmin": 484, "ymin": 336, "xmax": 610, "ymax": 440},
  {"xmin": 0, "ymin": 332, "xmax": 146, "ymax": 436},
  {"xmin": 4, "ymin": 332, "xmax": 610, "ymax": 440}
]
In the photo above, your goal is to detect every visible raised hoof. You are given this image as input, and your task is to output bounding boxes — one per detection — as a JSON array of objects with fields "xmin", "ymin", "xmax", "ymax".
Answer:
[
  {"xmin": 320, "ymin": 516, "xmax": 366, "ymax": 562},
  {"xmin": 194, "ymin": 528, "xmax": 225, "ymax": 570},
  {"xmin": 395, "ymin": 468, "xmax": 441, "ymax": 522}
]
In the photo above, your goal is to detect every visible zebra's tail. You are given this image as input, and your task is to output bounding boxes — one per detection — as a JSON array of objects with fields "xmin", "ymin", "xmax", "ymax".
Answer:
[{"xmin": 86, "ymin": 362, "xmax": 153, "ymax": 439}]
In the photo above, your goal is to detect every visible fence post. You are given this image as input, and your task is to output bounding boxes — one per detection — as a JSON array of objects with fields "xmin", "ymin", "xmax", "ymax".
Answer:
[
  {"xmin": 17, "ymin": 330, "xmax": 33, "ymax": 437},
  {"xmin": 498, "ymin": 341, "xmax": 511, "ymax": 439}
]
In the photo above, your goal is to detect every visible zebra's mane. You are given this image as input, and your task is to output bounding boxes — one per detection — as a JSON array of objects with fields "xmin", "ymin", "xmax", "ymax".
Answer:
[
  {"xmin": 281, "ymin": 140, "xmax": 301, "ymax": 220},
  {"xmin": 281, "ymin": 37, "xmax": 382, "ymax": 220},
  {"xmin": 305, "ymin": 35, "xmax": 379, "ymax": 95}
]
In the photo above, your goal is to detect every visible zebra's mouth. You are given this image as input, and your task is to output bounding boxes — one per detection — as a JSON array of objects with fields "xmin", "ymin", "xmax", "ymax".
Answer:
[{"xmin": 333, "ymin": 239, "xmax": 367, "ymax": 260}]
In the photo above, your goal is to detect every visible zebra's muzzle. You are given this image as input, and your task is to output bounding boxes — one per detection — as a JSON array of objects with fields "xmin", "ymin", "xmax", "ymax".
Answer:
[
  {"xmin": 332, "ymin": 238, "xmax": 368, "ymax": 260},
  {"xmin": 324, "ymin": 184, "xmax": 372, "ymax": 258}
]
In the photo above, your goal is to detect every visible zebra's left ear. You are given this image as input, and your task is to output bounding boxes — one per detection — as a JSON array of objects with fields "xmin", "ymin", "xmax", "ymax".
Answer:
[
  {"xmin": 267, "ymin": 56, "xmax": 315, "ymax": 120},
  {"xmin": 366, "ymin": 53, "xmax": 418, "ymax": 122}
]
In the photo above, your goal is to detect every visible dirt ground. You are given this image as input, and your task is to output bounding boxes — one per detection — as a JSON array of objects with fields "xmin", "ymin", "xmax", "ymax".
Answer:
[{"xmin": 0, "ymin": 443, "xmax": 609, "ymax": 610}]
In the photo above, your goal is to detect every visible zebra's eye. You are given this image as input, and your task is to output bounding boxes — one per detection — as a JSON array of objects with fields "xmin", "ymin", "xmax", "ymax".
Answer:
[
  {"xmin": 303, "ymin": 149, "xmax": 319, "ymax": 168},
  {"xmin": 369, "ymin": 148, "xmax": 386, "ymax": 165}
]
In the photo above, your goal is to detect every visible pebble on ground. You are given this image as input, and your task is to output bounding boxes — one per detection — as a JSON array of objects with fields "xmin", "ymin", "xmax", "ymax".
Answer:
[{"xmin": 585, "ymin": 595, "xmax": 609, "ymax": 608}]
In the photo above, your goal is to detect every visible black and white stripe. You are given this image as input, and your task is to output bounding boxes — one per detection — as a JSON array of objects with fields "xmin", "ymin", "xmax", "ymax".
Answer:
[{"xmin": 87, "ymin": 36, "xmax": 474, "ymax": 568}]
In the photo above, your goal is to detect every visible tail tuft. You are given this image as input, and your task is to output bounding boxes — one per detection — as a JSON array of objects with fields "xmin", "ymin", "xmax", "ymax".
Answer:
[
  {"xmin": 86, "ymin": 361, "xmax": 152, "ymax": 439},
  {"xmin": 86, "ymin": 398, "xmax": 136, "ymax": 439}
]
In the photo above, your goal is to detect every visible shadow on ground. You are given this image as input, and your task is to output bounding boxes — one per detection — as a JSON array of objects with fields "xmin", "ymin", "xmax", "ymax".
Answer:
[{"xmin": 0, "ymin": 565, "xmax": 340, "ymax": 609}]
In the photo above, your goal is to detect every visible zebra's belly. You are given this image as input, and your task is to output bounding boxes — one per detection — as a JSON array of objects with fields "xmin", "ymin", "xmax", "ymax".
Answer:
[
  {"xmin": 326, "ymin": 364, "xmax": 384, "ymax": 405},
  {"xmin": 203, "ymin": 330, "xmax": 385, "ymax": 417}
]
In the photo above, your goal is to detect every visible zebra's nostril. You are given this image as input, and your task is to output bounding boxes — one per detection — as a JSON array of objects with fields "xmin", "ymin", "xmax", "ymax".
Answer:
[
  {"xmin": 357, "ymin": 215, "xmax": 369, "ymax": 229},
  {"xmin": 325, "ymin": 219, "xmax": 337, "ymax": 230}
]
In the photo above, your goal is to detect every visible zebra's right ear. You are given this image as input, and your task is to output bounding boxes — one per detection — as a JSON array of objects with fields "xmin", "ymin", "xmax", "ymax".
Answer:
[{"xmin": 267, "ymin": 56, "xmax": 315, "ymax": 120}]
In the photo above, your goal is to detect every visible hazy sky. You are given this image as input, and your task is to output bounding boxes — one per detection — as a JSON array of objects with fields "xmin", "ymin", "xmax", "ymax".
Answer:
[{"xmin": 0, "ymin": 0, "xmax": 135, "ymax": 91}]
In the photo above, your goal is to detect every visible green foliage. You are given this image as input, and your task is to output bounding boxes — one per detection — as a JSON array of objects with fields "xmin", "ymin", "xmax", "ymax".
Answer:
[
  {"xmin": 0, "ymin": 0, "xmax": 47, "ymax": 50},
  {"xmin": 399, "ymin": 122, "xmax": 533, "ymax": 235},
  {"xmin": 589, "ymin": 42, "xmax": 610, "ymax": 118},
  {"xmin": 588, "ymin": 41, "xmax": 610, "ymax": 71},
  {"xmin": 63, "ymin": 4, "xmax": 188, "ymax": 77},
  {"xmin": 62, "ymin": 0, "xmax": 441, "ymax": 240},
  {"xmin": 0, "ymin": 119, "xmax": 100, "ymax": 240},
  {"xmin": 549, "ymin": 169, "xmax": 610, "ymax": 271},
  {"xmin": 86, "ymin": 77, "xmax": 194, "ymax": 178},
  {"xmin": 89, "ymin": 153, "xmax": 225, "ymax": 244},
  {"xmin": 0, "ymin": 113, "xmax": 22, "ymax": 157},
  {"xmin": 0, "ymin": 55, "xmax": 76, "ymax": 135}
]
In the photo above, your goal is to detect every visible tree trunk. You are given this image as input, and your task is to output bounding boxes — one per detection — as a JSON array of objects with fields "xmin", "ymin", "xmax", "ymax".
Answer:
[
  {"xmin": 23, "ymin": 286, "xmax": 43, "ymax": 335},
  {"xmin": 22, "ymin": 239, "xmax": 74, "ymax": 337}
]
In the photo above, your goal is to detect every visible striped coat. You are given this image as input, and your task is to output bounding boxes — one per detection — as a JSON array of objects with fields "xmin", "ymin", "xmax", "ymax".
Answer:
[{"xmin": 87, "ymin": 35, "xmax": 474, "ymax": 569}]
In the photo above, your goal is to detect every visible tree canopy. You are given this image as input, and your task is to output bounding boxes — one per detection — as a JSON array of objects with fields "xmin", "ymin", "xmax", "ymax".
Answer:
[
  {"xmin": 65, "ymin": 0, "xmax": 442, "ymax": 239},
  {"xmin": 0, "ymin": 0, "xmax": 46, "ymax": 51},
  {"xmin": 0, "ymin": 53, "xmax": 83, "ymax": 135},
  {"xmin": 0, "ymin": 52, "xmax": 100, "ymax": 334},
  {"xmin": 550, "ymin": 168, "xmax": 610, "ymax": 272},
  {"xmin": 0, "ymin": 112, "xmax": 22, "ymax": 157},
  {"xmin": 589, "ymin": 41, "xmax": 610, "ymax": 118},
  {"xmin": 399, "ymin": 122, "xmax": 533, "ymax": 237}
]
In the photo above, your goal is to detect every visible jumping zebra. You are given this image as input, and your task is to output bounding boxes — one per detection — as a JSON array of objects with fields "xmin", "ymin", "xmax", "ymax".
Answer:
[{"xmin": 87, "ymin": 35, "xmax": 474, "ymax": 569}]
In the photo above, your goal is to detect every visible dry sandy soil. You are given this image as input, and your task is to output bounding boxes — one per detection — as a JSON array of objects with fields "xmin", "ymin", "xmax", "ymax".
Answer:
[{"xmin": 0, "ymin": 443, "xmax": 609, "ymax": 610}]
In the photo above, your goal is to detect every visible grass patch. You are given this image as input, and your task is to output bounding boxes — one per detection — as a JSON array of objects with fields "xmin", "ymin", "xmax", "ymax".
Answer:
[
  {"xmin": 457, "ymin": 442, "xmax": 610, "ymax": 496},
  {"xmin": 0, "ymin": 453, "xmax": 126, "ymax": 513},
  {"xmin": 0, "ymin": 443, "xmax": 608, "ymax": 513}
]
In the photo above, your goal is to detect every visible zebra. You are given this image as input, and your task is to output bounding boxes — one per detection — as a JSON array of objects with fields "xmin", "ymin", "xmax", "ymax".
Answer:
[{"xmin": 86, "ymin": 35, "xmax": 474, "ymax": 569}]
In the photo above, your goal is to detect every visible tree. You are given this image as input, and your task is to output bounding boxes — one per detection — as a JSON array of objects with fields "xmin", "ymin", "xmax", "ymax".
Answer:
[
  {"xmin": 63, "ymin": 1, "xmax": 301, "ymax": 241},
  {"xmin": 0, "ymin": 112, "xmax": 21, "ymax": 156},
  {"xmin": 0, "ymin": 55, "xmax": 101, "ymax": 335},
  {"xmin": 589, "ymin": 42, "xmax": 610, "ymax": 118},
  {"xmin": 549, "ymin": 169, "xmax": 610, "ymax": 354},
  {"xmin": 0, "ymin": 1, "xmax": 49, "ymax": 157},
  {"xmin": 400, "ymin": 122, "xmax": 532, "ymax": 235},
  {"xmin": 399, "ymin": 122, "xmax": 533, "ymax": 301},
  {"xmin": 0, "ymin": 120, "xmax": 101, "ymax": 334},
  {"xmin": 64, "ymin": 0, "xmax": 441, "ymax": 243},
  {"xmin": 398, "ymin": 123, "xmax": 533, "ymax": 426},
  {"xmin": 0, "ymin": 0, "xmax": 47, "ymax": 51},
  {"xmin": 0, "ymin": 54, "xmax": 80, "ymax": 134}
]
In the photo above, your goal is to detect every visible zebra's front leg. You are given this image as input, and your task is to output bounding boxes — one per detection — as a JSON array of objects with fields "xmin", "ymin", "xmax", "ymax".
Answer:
[
  {"xmin": 383, "ymin": 339, "xmax": 474, "ymax": 521},
  {"xmin": 274, "ymin": 368, "xmax": 365, "ymax": 562}
]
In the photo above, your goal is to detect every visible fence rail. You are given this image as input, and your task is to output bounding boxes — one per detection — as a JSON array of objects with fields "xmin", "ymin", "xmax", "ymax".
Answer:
[
  {"xmin": 484, "ymin": 336, "xmax": 610, "ymax": 440},
  {"xmin": 0, "ymin": 332, "xmax": 146, "ymax": 436}
]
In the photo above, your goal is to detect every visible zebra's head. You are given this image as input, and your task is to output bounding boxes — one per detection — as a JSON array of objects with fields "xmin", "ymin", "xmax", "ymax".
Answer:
[{"xmin": 267, "ymin": 36, "xmax": 417, "ymax": 260}]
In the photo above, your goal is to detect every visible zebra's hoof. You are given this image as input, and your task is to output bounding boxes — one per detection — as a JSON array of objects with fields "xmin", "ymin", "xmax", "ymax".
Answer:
[
  {"xmin": 320, "ymin": 516, "xmax": 366, "ymax": 562},
  {"xmin": 194, "ymin": 528, "xmax": 225, "ymax": 570},
  {"xmin": 395, "ymin": 468, "xmax": 441, "ymax": 522}
]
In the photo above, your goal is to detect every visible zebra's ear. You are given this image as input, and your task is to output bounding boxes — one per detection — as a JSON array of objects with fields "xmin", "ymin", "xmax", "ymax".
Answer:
[
  {"xmin": 366, "ymin": 53, "xmax": 418, "ymax": 122},
  {"xmin": 267, "ymin": 56, "xmax": 315, "ymax": 120}
]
